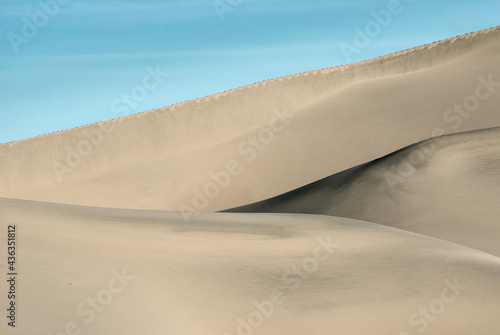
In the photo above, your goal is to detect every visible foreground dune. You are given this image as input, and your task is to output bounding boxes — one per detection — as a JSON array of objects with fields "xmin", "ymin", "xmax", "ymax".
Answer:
[
  {"xmin": 2, "ymin": 27, "xmax": 500, "ymax": 334},
  {"xmin": 1, "ymin": 27, "xmax": 500, "ymax": 211},
  {"xmin": 228, "ymin": 127, "xmax": 500, "ymax": 257},
  {"xmin": 1, "ymin": 197, "xmax": 500, "ymax": 335}
]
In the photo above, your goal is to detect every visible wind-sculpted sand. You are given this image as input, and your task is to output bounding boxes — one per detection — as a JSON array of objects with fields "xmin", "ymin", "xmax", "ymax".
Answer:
[
  {"xmin": 228, "ymin": 127, "xmax": 500, "ymax": 257},
  {"xmin": 1, "ymin": 198, "xmax": 500, "ymax": 335},
  {"xmin": 1, "ymin": 27, "xmax": 500, "ymax": 334},
  {"xmin": 1, "ymin": 27, "xmax": 499, "ymax": 211}
]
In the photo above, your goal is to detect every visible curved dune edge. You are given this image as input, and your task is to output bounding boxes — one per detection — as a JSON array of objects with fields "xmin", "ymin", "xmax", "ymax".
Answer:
[
  {"xmin": 2, "ymin": 26, "xmax": 498, "ymax": 146},
  {"xmin": 1, "ymin": 26, "xmax": 499, "ymax": 211},
  {"xmin": 227, "ymin": 127, "xmax": 500, "ymax": 257},
  {"xmin": 1, "ymin": 197, "xmax": 500, "ymax": 334},
  {"xmin": 1, "ymin": 25, "xmax": 499, "ymax": 335}
]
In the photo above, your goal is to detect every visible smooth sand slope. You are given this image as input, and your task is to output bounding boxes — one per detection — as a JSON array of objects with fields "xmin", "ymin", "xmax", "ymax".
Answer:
[
  {"xmin": 1, "ymin": 27, "xmax": 500, "ymax": 211},
  {"xmin": 228, "ymin": 127, "xmax": 500, "ymax": 257},
  {"xmin": 2, "ymin": 197, "xmax": 500, "ymax": 335},
  {"xmin": 1, "ymin": 27, "xmax": 500, "ymax": 335}
]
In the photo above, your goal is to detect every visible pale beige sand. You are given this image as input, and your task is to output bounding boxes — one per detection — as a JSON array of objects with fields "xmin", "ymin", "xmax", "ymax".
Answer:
[
  {"xmin": 0, "ymin": 27, "xmax": 499, "ymax": 211},
  {"xmin": 228, "ymin": 127, "xmax": 500, "ymax": 257},
  {"xmin": 1, "ymin": 197, "xmax": 500, "ymax": 335},
  {"xmin": 1, "ymin": 27, "xmax": 500, "ymax": 335}
]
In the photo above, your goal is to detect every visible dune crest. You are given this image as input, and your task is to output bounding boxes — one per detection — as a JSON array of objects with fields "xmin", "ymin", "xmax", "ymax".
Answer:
[
  {"xmin": 228, "ymin": 127, "xmax": 500, "ymax": 256},
  {"xmin": 2, "ymin": 25, "xmax": 500, "ymax": 335},
  {"xmin": 1, "ymin": 27, "xmax": 500, "ymax": 211}
]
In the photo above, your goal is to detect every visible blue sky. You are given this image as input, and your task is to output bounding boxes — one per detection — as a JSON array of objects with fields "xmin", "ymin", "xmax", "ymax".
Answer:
[{"xmin": 1, "ymin": 0, "xmax": 498, "ymax": 143}]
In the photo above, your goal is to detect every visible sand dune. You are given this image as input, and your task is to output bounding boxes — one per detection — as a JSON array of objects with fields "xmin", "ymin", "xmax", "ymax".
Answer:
[
  {"xmin": 228, "ymin": 127, "xmax": 500, "ymax": 257},
  {"xmin": 2, "ymin": 27, "xmax": 500, "ymax": 334},
  {"xmin": 1, "ymin": 27, "xmax": 499, "ymax": 211},
  {"xmin": 2, "ymin": 197, "xmax": 500, "ymax": 335}
]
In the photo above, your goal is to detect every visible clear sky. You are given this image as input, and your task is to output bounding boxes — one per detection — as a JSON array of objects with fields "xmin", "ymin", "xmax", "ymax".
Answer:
[{"xmin": 1, "ymin": 0, "xmax": 498, "ymax": 144}]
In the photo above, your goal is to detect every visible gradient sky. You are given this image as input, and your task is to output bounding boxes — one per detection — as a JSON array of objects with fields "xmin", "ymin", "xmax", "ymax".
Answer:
[{"xmin": 1, "ymin": 0, "xmax": 499, "ymax": 144}]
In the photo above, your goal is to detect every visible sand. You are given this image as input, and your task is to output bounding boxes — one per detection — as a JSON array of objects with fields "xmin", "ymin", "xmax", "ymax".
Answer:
[
  {"xmin": 2, "ymin": 198, "xmax": 500, "ymax": 334},
  {"xmin": 1, "ymin": 27, "xmax": 499, "ymax": 211},
  {"xmin": 1, "ymin": 26, "xmax": 500, "ymax": 334},
  {"xmin": 228, "ymin": 127, "xmax": 500, "ymax": 257}
]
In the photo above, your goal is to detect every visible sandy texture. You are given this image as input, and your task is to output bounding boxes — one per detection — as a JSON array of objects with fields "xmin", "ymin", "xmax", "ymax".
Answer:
[
  {"xmin": 228, "ymin": 127, "xmax": 500, "ymax": 257},
  {"xmin": 2, "ymin": 198, "xmax": 500, "ymax": 335},
  {"xmin": 1, "ymin": 27, "xmax": 499, "ymax": 211},
  {"xmin": 1, "ymin": 27, "xmax": 500, "ymax": 334}
]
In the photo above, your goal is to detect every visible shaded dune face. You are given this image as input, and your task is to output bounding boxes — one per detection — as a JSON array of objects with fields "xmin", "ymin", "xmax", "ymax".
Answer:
[
  {"xmin": 227, "ymin": 127, "xmax": 500, "ymax": 256},
  {"xmin": 0, "ymin": 28, "xmax": 499, "ymax": 211},
  {"xmin": 2, "ymin": 27, "xmax": 500, "ymax": 335},
  {"xmin": 1, "ymin": 198, "xmax": 500, "ymax": 335}
]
